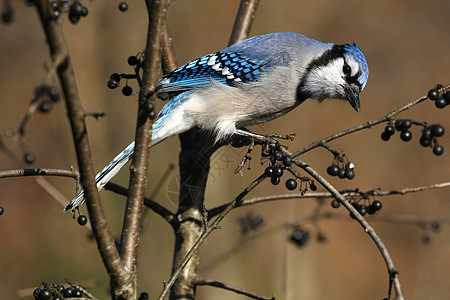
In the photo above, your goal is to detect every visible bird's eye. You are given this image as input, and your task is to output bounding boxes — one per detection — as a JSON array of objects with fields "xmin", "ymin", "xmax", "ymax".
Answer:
[{"xmin": 343, "ymin": 64, "xmax": 351, "ymax": 76}]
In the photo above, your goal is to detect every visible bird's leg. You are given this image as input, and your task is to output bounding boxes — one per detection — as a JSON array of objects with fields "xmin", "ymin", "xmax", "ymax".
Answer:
[{"xmin": 234, "ymin": 139, "xmax": 255, "ymax": 175}]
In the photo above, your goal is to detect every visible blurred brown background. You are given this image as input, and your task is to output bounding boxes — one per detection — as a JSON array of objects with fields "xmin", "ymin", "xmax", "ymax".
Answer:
[{"xmin": 0, "ymin": 1, "xmax": 449, "ymax": 299}]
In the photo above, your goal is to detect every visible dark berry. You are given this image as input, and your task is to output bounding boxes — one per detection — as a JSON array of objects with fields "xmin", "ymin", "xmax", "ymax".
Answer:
[
  {"xmin": 80, "ymin": 6, "xmax": 88, "ymax": 17},
  {"xmin": 331, "ymin": 199, "xmax": 340, "ymax": 208},
  {"xmin": 38, "ymin": 289, "xmax": 52, "ymax": 300},
  {"xmin": 48, "ymin": 87, "xmax": 60, "ymax": 102},
  {"xmin": 358, "ymin": 204, "xmax": 367, "ymax": 216},
  {"xmin": 273, "ymin": 166, "xmax": 283, "ymax": 178},
  {"xmin": 73, "ymin": 289, "xmax": 83, "ymax": 297},
  {"xmin": 289, "ymin": 228, "xmax": 310, "ymax": 247},
  {"xmin": 38, "ymin": 101, "xmax": 52, "ymax": 113},
  {"xmin": 381, "ymin": 131, "xmax": 391, "ymax": 141},
  {"xmin": 77, "ymin": 215, "xmax": 88, "ymax": 226},
  {"xmin": 327, "ymin": 164, "xmax": 339, "ymax": 176},
  {"xmin": 338, "ymin": 168, "xmax": 346, "ymax": 179},
  {"xmin": 430, "ymin": 124, "xmax": 444, "ymax": 137},
  {"xmin": 384, "ymin": 124, "xmax": 395, "ymax": 135},
  {"xmin": 148, "ymin": 110, "xmax": 156, "ymax": 120},
  {"xmin": 128, "ymin": 56, "xmax": 138, "ymax": 66},
  {"xmin": 421, "ymin": 233, "xmax": 432, "ymax": 244},
  {"xmin": 33, "ymin": 288, "xmax": 41, "ymax": 298},
  {"xmin": 1, "ymin": 9, "xmax": 13, "ymax": 24},
  {"xmin": 431, "ymin": 221, "xmax": 441, "ymax": 232},
  {"xmin": 273, "ymin": 150, "xmax": 284, "ymax": 161},
  {"xmin": 394, "ymin": 119, "xmax": 404, "ymax": 131},
  {"xmin": 24, "ymin": 152, "xmax": 35, "ymax": 164},
  {"xmin": 122, "ymin": 85, "xmax": 133, "ymax": 96},
  {"xmin": 139, "ymin": 292, "xmax": 149, "ymax": 300},
  {"xmin": 422, "ymin": 127, "xmax": 432, "ymax": 139},
  {"xmin": 143, "ymin": 101, "xmax": 154, "ymax": 112},
  {"xmin": 372, "ymin": 200, "xmax": 382, "ymax": 211},
  {"xmin": 309, "ymin": 181, "xmax": 317, "ymax": 191},
  {"xmin": 62, "ymin": 288, "xmax": 74, "ymax": 298},
  {"xmin": 366, "ymin": 204, "xmax": 376, "ymax": 215},
  {"xmin": 264, "ymin": 166, "xmax": 274, "ymax": 177},
  {"xmin": 419, "ymin": 136, "xmax": 431, "ymax": 147},
  {"xmin": 35, "ymin": 85, "xmax": 48, "ymax": 97},
  {"xmin": 316, "ymin": 232, "xmax": 327, "ymax": 243},
  {"xmin": 400, "ymin": 130, "xmax": 412, "ymax": 142},
  {"xmin": 345, "ymin": 168, "xmax": 355, "ymax": 180},
  {"xmin": 283, "ymin": 155, "xmax": 293, "ymax": 166},
  {"xmin": 427, "ymin": 88, "xmax": 439, "ymax": 100},
  {"xmin": 107, "ymin": 80, "xmax": 118, "ymax": 89},
  {"xmin": 443, "ymin": 91, "xmax": 450, "ymax": 102},
  {"xmin": 395, "ymin": 119, "xmax": 411, "ymax": 131},
  {"xmin": 285, "ymin": 179, "xmax": 297, "ymax": 191},
  {"xmin": 110, "ymin": 73, "xmax": 120, "ymax": 81},
  {"xmin": 118, "ymin": 2, "xmax": 128, "ymax": 11},
  {"xmin": 270, "ymin": 176, "xmax": 280, "ymax": 185},
  {"xmin": 71, "ymin": 2, "xmax": 83, "ymax": 15},
  {"xmin": 433, "ymin": 144, "xmax": 444, "ymax": 156},
  {"xmin": 68, "ymin": 12, "xmax": 80, "ymax": 24},
  {"xmin": 0, "ymin": 206, "xmax": 3, "ymax": 215},
  {"xmin": 158, "ymin": 92, "xmax": 169, "ymax": 100},
  {"xmin": 435, "ymin": 97, "xmax": 447, "ymax": 109}
]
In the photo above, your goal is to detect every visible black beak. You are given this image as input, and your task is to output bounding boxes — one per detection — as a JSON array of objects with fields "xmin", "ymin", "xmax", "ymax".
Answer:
[{"xmin": 344, "ymin": 84, "xmax": 361, "ymax": 112}]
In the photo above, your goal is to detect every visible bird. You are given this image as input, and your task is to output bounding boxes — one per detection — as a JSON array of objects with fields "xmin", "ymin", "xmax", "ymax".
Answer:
[{"xmin": 64, "ymin": 31, "xmax": 369, "ymax": 212}]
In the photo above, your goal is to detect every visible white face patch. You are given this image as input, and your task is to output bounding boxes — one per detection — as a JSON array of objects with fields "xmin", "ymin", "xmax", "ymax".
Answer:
[{"xmin": 345, "ymin": 56, "xmax": 360, "ymax": 78}]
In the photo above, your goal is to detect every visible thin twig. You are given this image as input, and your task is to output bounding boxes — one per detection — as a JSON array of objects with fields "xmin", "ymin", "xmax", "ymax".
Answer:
[
  {"xmin": 104, "ymin": 182, "xmax": 175, "ymax": 225},
  {"xmin": 292, "ymin": 93, "xmax": 431, "ymax": 157},
  {"xmin": 293, "ymin": 157, "xmax": 405, "ymax": 300},
  {"xmin": 194, "ymin": 278, "xmax": 274, "ymax": 300},
  {"xmin": 0, "ymin": 168, "xmax": 79, "ymax": 180},
  {"xmin": 206, "ymin": 181, "xmax": 450, "ymax": 216}
]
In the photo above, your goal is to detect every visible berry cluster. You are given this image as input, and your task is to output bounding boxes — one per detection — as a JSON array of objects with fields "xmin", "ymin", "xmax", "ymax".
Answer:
[
  {"xmin": 330, "ymin": 197, "xmax": 383, "ymax": 217},
  {"xmin": 326, "ymin": 155, "xmax": 355, "ymax": 180},
  {"xmin": 49, "ymin": 1, "xmax": 88, "ymax": 24},
  {"xmin": 238, "ymin": 214, "xmax": 264, "ymax": 233},
  {"xmin": 428, "ymin": 87, "xmax": 450, "ymax": 109},
  {"xmin": 420, "ymin": 124, "xmax": 444, "ymax": 155},
  {"xmin": 107, "ymin": 56, "xmax": 141, "ymax": 95},
  {"xmin": 35, "ymin": 85, "xmax": 61, "ymax": 113},
  {"xmin": 33, "ymin": 284, "xmax": 85, "ymax": 300},
  {"xmin": 262, "ymin": 145, "xmax": 317, "ymax": 192},
  {"xmin": 381, "ymin": 119, "xmax": 444, "ymax": 156}
]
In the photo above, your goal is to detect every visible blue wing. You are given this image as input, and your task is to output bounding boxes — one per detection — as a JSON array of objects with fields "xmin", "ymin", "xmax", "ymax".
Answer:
[{"xmin": 158, "ymin": 51, "xmax": 268, "ymax": 93}]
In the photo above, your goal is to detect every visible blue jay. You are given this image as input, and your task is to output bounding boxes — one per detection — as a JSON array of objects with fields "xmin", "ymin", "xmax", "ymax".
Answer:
[{"xmin": 64, "ymin": 32, "xmax": 369, "ymax": 212}]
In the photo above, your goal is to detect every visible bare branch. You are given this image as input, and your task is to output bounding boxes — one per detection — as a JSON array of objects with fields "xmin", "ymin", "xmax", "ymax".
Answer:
[
  {"xmin": 194, "ymin": 278, "xmax": 274, "ymax": 300},
  {"xmin": 0, "ymin": 168, "xmax": 79, "ymax": 181},
  {"xmin": 118, "ymin": 0, "xmax": 171, "ymax": 296},
  {"xmin": 34, "ymin": 0, "xmax": 127, "ymax": 287},
  {"xmin": 228, "ymin": 0, "xmax": 261, "ymax": 45}
]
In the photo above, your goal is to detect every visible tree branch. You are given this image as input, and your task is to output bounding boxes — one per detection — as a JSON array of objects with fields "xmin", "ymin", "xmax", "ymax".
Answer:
[
  {"xmin": 228, "ymin": 0, "xmax": 261, "ymax": 45},
  {"xmin": 0, "ymin": 168, "xmax": 79, "ymax": 181},
  {"xmin": 117, "ymin": 0, "xmax": 171, "ymax": 297},
  {"xmin": 157, "ymin": 174, "xmax": 267, "ymax": 300},
  {"xmin": 34, "ymin": 0, "xmax": 128, "ymax": 290},
  {"xmin": 194, "ymin": 278, "xmax": 274, "ymax": 300}
]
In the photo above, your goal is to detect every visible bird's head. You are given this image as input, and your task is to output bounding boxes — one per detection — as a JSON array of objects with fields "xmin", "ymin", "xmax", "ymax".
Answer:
[{"xmin": 297, "ymin": 43, "xmax": 369, "ymax": 112}]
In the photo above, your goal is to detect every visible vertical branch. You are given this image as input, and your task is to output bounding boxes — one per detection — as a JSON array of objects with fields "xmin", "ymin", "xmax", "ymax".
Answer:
[
  {"xmin": 119, "ymin": 0, "xmax": 171, "ymax": 285},
  {"xmin": 34, "ymin": 0, "xmax": 127, "ymax": 289},
  {"xmin": 228, "ymin": 0, "xmax": 260, "ymax": 45},
  {"xmin": 167, "ymin": 1, "xmax": 261, "ymax": 299}
]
